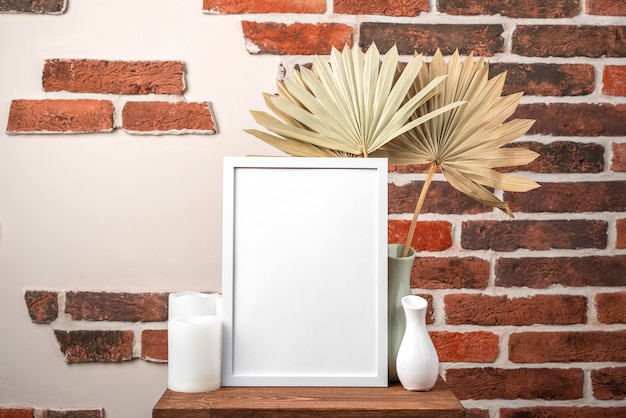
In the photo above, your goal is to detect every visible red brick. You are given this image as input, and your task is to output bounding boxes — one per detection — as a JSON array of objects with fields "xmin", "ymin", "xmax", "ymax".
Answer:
[
  {"xmin": 445, "ymin": 294, "xmax": 587, "ymax": 326},
  {"xmin": 141, "ymin": 329, "xmax": 168, "ymax": 362},
  {"xmin": 613, "ymin": 143, "xmax": 626, "ymax": 172},
  {"xmin": 501, "ymin": 406, "xmax": 626, "ymax": 418},
  {"xmin": 504, "ymin": 141, "xmax": 604, "ymax": 174},
  {"xmin": 412, "ymin": 257, "xmax": 489, "ymax": 289},
  {"xmin": 603, "ymin": 65, "xmax": 626, "ymax": 96},
  {"xmin": 121, "ymin": 101, "xmax": 216, "ymax": 134},
  {"xmin": 0, "ymin": 0, "xmax": 65, "ymax": 14},
  {"xmin": 359, "ymin": 23, "xmax": 505, "ymax": 56},
  {"xmin": 439, "ymin": 0, "xmax": 579, "ymax": 18},
  {"xmin": 489, "ymin": 63, "xmax": 594, "ymax": 96},
  {"xmin": 588, "ymin": 0, "xmax": 626, "ymax": 15},
  {"xmin": 596, "ymin": 292, "xmax": 626, "ymax": 324},
  {"xmin": 0, "ymin": 409, "xmax": 35, "ymax": 418},
  {"xmin": 204, "ymin": 0, "xmax": 325, "ymax": 13},
  {"xmin": 65, "ymin": 291, "xmax": 168, "ymax": 322},
  {"xmin": 496, "ymin": 256, "xmax": 626, "ymax": 288},
  {"xmin": 389, "ymin": 181, "xmax": 490, "ymax": 215},
  {"xmin": 241, "ymin": 21, "xmax": 353, "ymax": 55},
  {"xmin": 431, "ymin": 331, "xmax": 498, "ymax": 362},
  {"xmin": 446, "ymin": 367, "xmax": 584, "ymax": 400},
  {"xmin": 461, "ymin": 219, "xmax": 607, "ymax": 251},
  {"xmin": 617, "ymin": 218, "xmax": 626, "ymax": 248},
  {"xmin": 514, "ymin": 103, "xmax": 626, "ymax": 136},
  {"xmin": 417, "ymin": 293, "xmax": 435, "ymax": 324},
  {"xmin": 512, "ymin": 25, "xmax": 626, "ymax": 58},
  {"xmin": 592, "ymin": 367, "xmax": 626, "ymax": 400},
  {"xmin": 334, "ymin": 0, "xmax": 429, "ymax": 16},
  {"xmin": 509, "ymin": 331, "xmax": 626, "ymax": 363},
  {"xmin": 24, "ymin": 290, "xmax": 58, "ymax": 323},
  {"xmin": 42, "ymin": 410, "xmax": 103, "ymax": 418},
  {"xmin": 464, "ymin": 409, "xmax": 489, "ymax": 418},
  {"xmin": 6, "ymin": 99, "xmax": 114, "ymax": 134},
  {"xmin": 388, "ymin": 219, "xmax": 452, "ymax": 251},
  {"xmin": 54, "ymin": 330, "xmax": 133, "ymax": 362}
]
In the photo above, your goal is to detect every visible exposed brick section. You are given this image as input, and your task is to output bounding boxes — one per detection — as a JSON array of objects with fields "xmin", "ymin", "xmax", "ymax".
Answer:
[
  {"xmin": 121, "ymin": 101, "xmax": 217, "ymax": 134},
  {"xmin": 504, "ymin": 141, "xmax": 604, "ymax": 174},
  {"xmin": 501, "ymin": 407, "xmax": 626, "ymax": 418},
  {"xmin": 42, "ymin": 410, "xmax": 103, "ymax": 418},
  {"xmin": 445, "ymin": 294, "xmax": 587, "ymax": 326},
  {"xmin": 359, "ymin": 23, "xmax": 505, "ymax": 56},
  {"xmin": 603, "ymin": 65, "xmax": 626, "ymax": 96},
  {"xmin": 618, "ymin": 219, "xmax": 626, "ymax": 249},
  {"xmin": 54, "ymin": 330, "xmax": 133, "ymax": 362},
  {"xmin": 42, "ymin": 59, "xmax": 185, "ymax": 95},
  {"xmin": 592, "ymin": 367, "xmax": 626, "ymax": 400},
  {"xmin": 388, "ymin": 219, "xmax": 452, "ymax": 251},
  {"xmin": 141, "ymin": 329, "xmax": 168, "ymax": 362},
  {"xmin": 389, "ymin": 181, "xmax": 490, "ymax": 215},
  {"xmin": 431, "ymin": 331, "xmax": 499, "ymax": 362},
  {"xmin": 506, "ymin": 182, "xmax": 626, "ymax": 213},
  {"xmin": 412, "ymin": 257, "xmax": 490, "ymax": 289},
  {"xmin": 24, "ymin": 290, "xmax": 58, "ymax": 323},
  {"xmin": 588, "ymin": 0, "xmax": 626, "ymax": 16},
  {"xmin": 614, "ymin": 143, "xmax": 626, "ymax": 172},
  {"xmin": 65, "ymin": 291, "xmax": 168, "ymax": 322},
  {"xmin": 514, "ymin": 103, "xmax": 626, "ymax": 136},
  {"xmin": 203, "ymin": 0, "xmax": 325, "ymax": 13},
  {"xmin": 509, "ymin": 331, "xmax": 626, "ymax": 362},
  {"xmin": 596, "ymin": 292, "xmax": 626, "ymax": 324},
  {"xmin": 446, "ymin": 367, "xmax": 584, "ymax": 400},
  {"xmin": 420, "ymin": 293, "xmax": 435, "ymax": 324},
  {"xmin": 0, "ymin": 0, "xmax": 65, "ymax": 14},
  {"xmin": 438, "ymin": 0, "xmax": 579, "ymax": 18},
  {"xmin": 0, "ymin": 409, "xmax": 34, "ymax": 418},
  {"xmin": 461, "ymin": 219, "xmax": 607, "ymax": 251},
  {"xmin": 489, "ymin": 63, "xmax": 594, "ymax": 96},
  {"xmin": 334, "ymin": 0, "xmax": 429, "ymax": 16},
  {"xmin": 496, "ymin": 256, "xmax": 626, "ymax": 288},
  {"xmin": 241, "ymin": 21, "xmax": 353, "ymax": 55},
  {"xmin": 512, "ymin": 25, "xmax": 626, "ymax": 58},
  {"xmin": 464, "ymin": 409, "xmax": 489, "ymax": 418},
  {"xmin": 6, "ymin": 99, "xmax": 114, "ymax": 134}
]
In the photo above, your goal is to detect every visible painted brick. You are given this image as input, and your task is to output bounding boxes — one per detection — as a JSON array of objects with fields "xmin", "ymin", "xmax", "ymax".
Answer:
[
  {"xmin": 388, "ymin": 219, "xmax": 452, "ymax": 251},
  {"xmin": 412, "ymin": 257, "xmax": 489, "ymax": 289},
  {"xmin": 121, "ymin": 101, "xmax": 217, "ymax": 134},
  {"xmin": 42, "ymin": 59, "xmax": 185, "ymax": 95},
  {"xmin": 603, "ymin": 65, "xmax": 626, "ymax": 96},
  {"xmin": 512, "ymin": 25, "xmax": 626, "ymax": 58},
  {"xmin": 65, "ymin": 291, "xmax": 168, "ymax": 322},
  {"xmin": 617, "ymin": 218, "xmax": 626, "ymax": 248},
  {"xmin": 431, "ymin": 331, "xmax": 499, "ymax": 362},
  {"xmin": 438, "ymin": 0, "xmax": 579, "ymax": 18},
  {"xmin": 592, "ymin": 367, "xmax": 626, "ymax": 400},
  {"xmin": 596, "ymin": 292, "xmax": 626, "ymax": 324},
  {"xmin": 359, "ymin": 23, "xmax": 505, "ymax": 56},
  {"xmin": 54, "ymin": 330, "xmax": 133, "ymax": 362},
  {"xmin": 501, "ymin": 406, "xmax": 626, "ymax": 418},
  {"xmin": 334, "ymin": 0, "xmax": 429, "ymax": 16},
  {"xmin": 496, "ymin": 256, "xmax": 626, "ymax": 288},
  {"xmin": 141, "ymin": 329, "xmax": 168, "ymax": 362},
  {"xmin": 489, "ymin": 63, "xmax": 594, "ymax": 96},
  {"xmin": 461, "ymin": 219, "xmax": 607, "ymax": 251},
  {"xmin": 0, "ymin": 0, "xmax": 65, "ymax": 14},
  {"xmin": 614, "ymin": 143, "xmax": 626, "ymax": 172},
  {"xmin": 203, "ymin": 0, "xmax": 325, "ymax": 13},
  {"xmin": 42, "ymin": 410, "xmax": 103, "ymax": 418},
  {"xmin": 24, "ymin": 290, "xmax": 58, "ymax": 323},
  {"xmin": 445, "ymin": 294, "xmax": 587, "ymax": 326},
  {"xmin": 446, "ymin": 367, "xmax": 584, "ymax": 400},
  {"xmin": 513, "ymin": 103, "xmax": 626, "ymax": 136},
  {"xmin": 388, "ymin": 181, "xmax": 490, "ymax": 215},
  {"xmin": 0, "ymin": 409, "xmax": 34, "ymax": 418},
  {"xmin": 241, "ymin": 21, "xmax": 353, "ymax": 55},
  {"xmin": 506, "ymin": 182, "xmax": 626, "ymax": 213},
  {"xmin": 588, "ymin": 0, "xmax": 626, "ymax": 16},
  {"xmin": 6, "ymin": 99, "xmax": 114, "ymax": 134},
  {"xmin": 503, "ymin": 141, "xmax": 604, "ymax": 174},
  {"xmin": 509, "ymin": 331, "xmax": 626, "ymax": 362}
]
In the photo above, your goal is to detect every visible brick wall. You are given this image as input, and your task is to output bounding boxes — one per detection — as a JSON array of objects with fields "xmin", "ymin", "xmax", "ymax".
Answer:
[{"xmin": 4, "ymin": 0, "xmax": 626, "ymax": 417}]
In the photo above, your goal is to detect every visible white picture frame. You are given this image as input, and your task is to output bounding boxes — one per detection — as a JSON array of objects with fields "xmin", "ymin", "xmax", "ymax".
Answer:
[{"xmin": 221, "ymin": 157, "xmax": 388, "ymax": 387}]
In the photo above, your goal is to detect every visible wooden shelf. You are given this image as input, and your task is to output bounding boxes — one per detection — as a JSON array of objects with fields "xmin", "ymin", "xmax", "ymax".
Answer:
[{"xmin": 153, "ymin": 377, "xmax": 464, "ymax": 417}]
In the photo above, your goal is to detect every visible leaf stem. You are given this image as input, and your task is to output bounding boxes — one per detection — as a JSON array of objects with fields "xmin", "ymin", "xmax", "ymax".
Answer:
[{"xmin": 402, "ymin": 162, "xmax": 438, "ymax": 258}]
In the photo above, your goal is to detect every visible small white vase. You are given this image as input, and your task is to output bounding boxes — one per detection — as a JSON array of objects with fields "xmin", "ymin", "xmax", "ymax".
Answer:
[{"xmin": 396, "ymin": 295, "xmax": 439, "ymax": 391}]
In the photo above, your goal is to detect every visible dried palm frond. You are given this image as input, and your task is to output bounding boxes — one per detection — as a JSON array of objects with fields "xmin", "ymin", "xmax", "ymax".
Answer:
[{"xmin": 245, "ymin": 43, "xmax": 463, "ymax": 157}]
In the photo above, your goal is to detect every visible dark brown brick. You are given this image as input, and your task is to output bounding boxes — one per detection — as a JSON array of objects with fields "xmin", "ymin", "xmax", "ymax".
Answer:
[
  {"xmin": 359, "ymin": 23, "xmax": 504, "ymax": 56},
  {"xmin": 431, "ymin": 331, "xmax": 499, "ymax": 362},
  {"xmin": 0, "ymin": 0, "xmax": 65, "ymax": 14},
  {"xmin": 501, "ymin": 406, "xmax": 626, "ymax": 418},
  {"xmin": 389, "ymin": 181, "xmax": 490, "ymax": 215},
  {"xmin": 509, "ymin": 331, "xmax": 626, "ymax": 362},
  {"xmin": 65, "ymin": 291, "xmax": 168, "ymax": 322},
  {"xmin": 412, "ymin": 257, "xmax": 489, "ymax": 289},
  {"xmin": 388, "ymin": 219, "xmax": 452, "ymax": 251},
  {"xmin": 121, "ymin": 101, "xmax": 217, "ymax": 134},
  {"xmin": 464, "ymin": 409, "xmax": 489, "ymax": 418},
  {"xmin": 438, "ymin": 0, "xmax": 579, "ymax": 18},
  {"xmin": 618, "ymin": 218, "xmax": 626, "ymax": 248},
  {"xmin": 596, "ymin": 292, "xmax": 626, "ymax": 324},
  {"xmin": 445, "ymin": 294, "xmax": 586, "ymax": 326},
  {"xmin": 603, "ymin": 65, "xmax": 626, "ymax": 96},
  {"xmin": 489, "ymin": 63, "xmax": 594, "ymax": 96},
  {"xmin": 141, "ymin": 329, "xmax": 168, "ymax": 362},
  {"xmin": 592, "ymin": 367, "xmax": 626, "ymax": 400},
  {"xmin": 0, "ymin": 408, "xmax": 35, "ymax": 418},
  {"xmin": 334, "ymin": 0, "xmax": 429, "ymax": 16},
  {"xmin": 24, "ymin": 290, "xmax": 58, "ymax": 323},
  {"xmin": 446, "ymin": 367, "xmax": 584, "ymax": 400},
  {"xmin": 503, "ymin": 141, "xmax": 604, "ymax": 174},
  {"xmin": 496, "ymin": 256, "xmax": 626, "ymax": 288},
  {"xmin": 54, "ymin": 330, "xmax": 133, "ymax": 362},
  {"xmin": 588, "ymin": 0, "xmax": 626, "ymax": 16},
  {"xmin": 512, "ymin": 25, "xmax": 626, "ymax": 58},
  {"xmin": 42, "ymin": 410, "xmax": 103, "ymax": 418},
  {"xmin": 613, "ymin": 143, "xmax": 626, "ymax": 172},
  {"xmin": 204, "ymin": 0, "xmax": 325, "ymax": 13},
  {"xmin": 461, "ymin": 219, "xmax": 607, "ymax": 251}
]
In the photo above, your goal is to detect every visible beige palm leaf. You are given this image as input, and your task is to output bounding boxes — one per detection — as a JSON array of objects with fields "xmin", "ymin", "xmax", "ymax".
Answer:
[
  {"xmin": 374, "ymin": 49, "xmax": 540, "ymax": 256},
  {"xmin": 245, "ymin": 43, "xmax": 464, "ymax": 157}
]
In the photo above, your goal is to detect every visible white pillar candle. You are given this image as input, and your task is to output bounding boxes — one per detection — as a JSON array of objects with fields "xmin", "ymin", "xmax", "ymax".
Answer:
[
  {"xmin": 168, "ymin": 291, "xmax": 219, "ymax": 320},
  {"xmin": 168, "ymin": 315, "xmax": 222, "ymax": 392}
]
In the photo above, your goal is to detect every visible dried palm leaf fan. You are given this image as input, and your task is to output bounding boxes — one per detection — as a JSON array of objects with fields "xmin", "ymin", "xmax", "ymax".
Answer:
[
  {"xmin": 374, "ymin": 50, "xmax": 540, "ymax": 257},
  {"xmin": 245, "ymin": 43, "xmax": 463, "ymax": 157}
]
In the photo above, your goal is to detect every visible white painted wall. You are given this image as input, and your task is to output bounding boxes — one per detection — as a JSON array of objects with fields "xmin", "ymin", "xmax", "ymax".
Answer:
[{"xmin": 0, "ymin": 1, "xmax": 281, "ymax": 416}]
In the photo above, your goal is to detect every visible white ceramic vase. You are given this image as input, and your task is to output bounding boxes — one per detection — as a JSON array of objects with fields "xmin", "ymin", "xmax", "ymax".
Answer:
[{"xmin": 396, "ymin": 295, "xmax": 439, "ymax": 391}]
